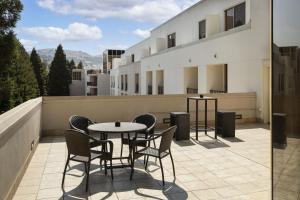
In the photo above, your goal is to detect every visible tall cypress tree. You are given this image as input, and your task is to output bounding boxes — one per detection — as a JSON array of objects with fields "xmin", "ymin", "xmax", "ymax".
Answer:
[
  {"xmin": 13, "ymin": 41, "xmax": 38, "ymax": 104},
  {"xmin": 69, "ymin": 59, "xmax": 76, "ymax": 70},
  {"xmin": 30, "ymin": 48, "xmax": 47, "ymax": 96},
  {"xmin": 0, "ymin": 0, "xmax": 39, "ymax": 112},
  {"xmin": 48, "ymin": 45, "xmax": 71, "ymax": 96},
  {"xmin": 77, "ymin": 61, "xmax": 84, "ymax": 69},
  {"xmin": 0, "ymin": 0, "xmax": 23, "ymax": 111}
]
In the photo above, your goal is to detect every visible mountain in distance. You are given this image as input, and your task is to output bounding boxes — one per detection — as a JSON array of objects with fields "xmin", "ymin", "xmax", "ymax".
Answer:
[{"xmin": 36, "ymin": 49, "xmax": 102, "ymax": 70}]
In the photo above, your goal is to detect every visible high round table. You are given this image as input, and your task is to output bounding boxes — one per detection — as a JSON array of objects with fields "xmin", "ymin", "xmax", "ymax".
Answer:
[{"xmin": 88, "ymin": 122, "xmax": 147, "ymax": 170}]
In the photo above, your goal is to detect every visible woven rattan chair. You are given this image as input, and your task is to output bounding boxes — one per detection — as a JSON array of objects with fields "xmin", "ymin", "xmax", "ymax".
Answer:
[
  {"xmin": 69, "ymin": 115, "xmax": 106, "ymax": 148},
  {"xmin": 120, "ymin": 113, "xmax": 157, "ymax": 157},
  {"xmin": 130, "ymin": 126, "xmax": 177, "ymax": 186},
  {"xmin": 62, "ymin": 129, "xmax": 113, "ymax": 192}
]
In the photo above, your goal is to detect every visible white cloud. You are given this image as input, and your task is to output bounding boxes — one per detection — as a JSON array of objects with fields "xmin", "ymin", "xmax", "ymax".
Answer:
[
  {"xmin": 20, "ymin": 39, "xmax": 38, "ymax": 50},
  {"xmin": 133, "ymin": 28, "xmax": 151, "ymax": 38},
  {"xmin": 21, "ymin": 22, "xmax": 102, "ymax": 41},
  {"xmin": 36, "ymin": 0, "xmax": 200, "ymax": 24}
]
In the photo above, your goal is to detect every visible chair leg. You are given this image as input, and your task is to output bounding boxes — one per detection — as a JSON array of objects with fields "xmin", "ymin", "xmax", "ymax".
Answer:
[
  {"xmin": 85, "ymin": 162, "xmax": 90, "ymax": 192},
  {"xmin": 61, "ymin": 157, "xmax": 69, "ymax": 189},
  {"xmin": 120, "ymin": 134, "xmax": 124, "ymax": 158},
  {"xmin": 159, "ymin": 158, "xmax": 165, "ymax": 186},
  {"xmin": 169, "ymin": 150, "xmax": 176, "ymax": 177},
  {"xmin": 145, "ymin": 155, "xmax": 149, "ymax": 170},
  {"xmin": 130, "ymin": 156, "xmax": 135, "ymax": 180},
  {"xmin": 104, "ymin": 160, "xmax": 107, "ymax": 175},
  {"xmin": 153, "ymin": 140, "xmax": 157, "ymax": 163},
  {"xmin": 110, "ymin": 159, "xmax": 114, "ymax": 180}
]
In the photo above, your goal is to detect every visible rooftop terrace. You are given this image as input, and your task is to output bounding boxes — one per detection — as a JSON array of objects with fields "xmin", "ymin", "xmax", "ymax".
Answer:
[
  {"xmin": 0, "ymin": 93, "xmax": 271, "ymax": 200},
  {"xmin": 14, "ymin": 125, "xmax": 270, "ymax": 200}
]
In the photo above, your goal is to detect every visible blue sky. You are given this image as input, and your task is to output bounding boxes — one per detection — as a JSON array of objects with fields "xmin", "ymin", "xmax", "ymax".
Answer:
[{"xmin": 16, "ymin": 0, "xmax": 199, "ymax": 55}]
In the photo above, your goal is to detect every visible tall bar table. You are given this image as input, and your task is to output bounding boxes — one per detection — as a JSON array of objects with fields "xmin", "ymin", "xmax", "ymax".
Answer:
[{"xmin": 187, "ymin": 96, "xmax": 218, "ymax": 140}]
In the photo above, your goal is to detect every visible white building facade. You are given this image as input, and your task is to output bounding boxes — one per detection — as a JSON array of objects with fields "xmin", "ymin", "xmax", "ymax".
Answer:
[
  {"xmin": 70, "ymin": 69, "xmax": 110, "ymax": 96},
  {"xmin": 110, "ymin": 0, "xmax": 270, "ymax": 122}
]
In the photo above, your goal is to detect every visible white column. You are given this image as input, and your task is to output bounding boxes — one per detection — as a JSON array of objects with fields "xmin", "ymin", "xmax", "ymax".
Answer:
[
  {"xmin": 198, "ymin": 65, "xmax": 208, "ymax": 94},
  {"xmin": 152, "ymin": 70, "xmax": 157, "ymax": 95}
]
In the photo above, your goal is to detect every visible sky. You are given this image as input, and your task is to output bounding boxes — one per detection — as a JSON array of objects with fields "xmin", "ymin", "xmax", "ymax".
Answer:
[
  {"xmin": 273, "ymin": 0, "xmax": 300, "ymax": 47},
  {"xmin": 16, "ymin": 0, "xmax": 200, "ymax": 55}
]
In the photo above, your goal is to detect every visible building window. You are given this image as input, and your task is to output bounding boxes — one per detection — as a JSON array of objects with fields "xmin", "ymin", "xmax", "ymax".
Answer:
[
  {"xmin": 125, "ymin": 75, "xmax": 128, "ymax": 91},
  {"xmin": 72, "ymin": 72, "xmax": 81, "ymax": 80},
  {"xmin": 167, "ymin": 33, "xmax": 176, "ymax": 48},
  {"xmin": 225, "ymin": 2, "xmax": 246, "ymax": 31},
  {"xmin": 199, "ymin": 20, "xmax": 206, "ymax": 39},
  {"xmin": 121, "ymin": 75, "xmax": 124, "ymax": 90},
  {"xmin": 131, "ymin": 54, "xmax": 135, "ymax": 63},
  {"xmin": 135, "ymin": 74, "xmax": 139, "ymax": 93}
]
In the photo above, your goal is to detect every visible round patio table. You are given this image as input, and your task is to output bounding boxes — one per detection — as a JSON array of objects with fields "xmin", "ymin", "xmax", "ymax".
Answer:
[
  {"xmin": 88, "ymin": 122, "xmax": 147, "ymax": 134},
  {"xmin": 88, "ymin": 122, "xmax": 147, "ymax": 170}
]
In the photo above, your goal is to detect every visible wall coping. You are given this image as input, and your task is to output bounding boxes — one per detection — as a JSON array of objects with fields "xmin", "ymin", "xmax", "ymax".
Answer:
[
  {"xmin": 0, "ymin": 98, "xmax": 42, "ymax": 143},
  {"xmin": 42, "ymin": 92, "xmax": 256, "ymax": 102}
]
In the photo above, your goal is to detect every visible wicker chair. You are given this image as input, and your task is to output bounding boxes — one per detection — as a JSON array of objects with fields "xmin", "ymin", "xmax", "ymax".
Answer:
[
  {"xmin": 130, "ymin": 126, "xmax": 177, "ymax": 186},
  {"xmin": 120, "ymin": 113, "xmax": 157, "ymax": 158},
  {"xmin": 62, "ymin": 129, "xmax": 113, "ymax": 192},
  {"xmin": 69, "ymin": 115, "xmax": 106, "ymax": 148}
]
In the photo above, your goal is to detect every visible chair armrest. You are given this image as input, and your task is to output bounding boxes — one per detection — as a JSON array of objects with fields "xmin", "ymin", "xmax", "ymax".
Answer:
[
  {"xmin": 88, "ymin": 134, "xmax": 113, "ymax": 153},
  {"xmin": 131, "ymin": 134, "xmax": 161, "ymax": 146}
]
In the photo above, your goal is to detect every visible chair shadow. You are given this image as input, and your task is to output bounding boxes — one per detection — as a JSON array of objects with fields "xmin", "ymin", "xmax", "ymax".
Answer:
[
  {"xmin": 221, "ymin": 137, "xmax": 244, "ymax": 143},
  {"xmin": 60, "ymin": 158, "xmax": 188, "ymax": 200},
  {"xmin": 173, "ymin": 139, "xmax": 196, "ymax": 147},
  {"xmin": 191, "ymin": 137, "xmax": 230, "ymax": 149}
]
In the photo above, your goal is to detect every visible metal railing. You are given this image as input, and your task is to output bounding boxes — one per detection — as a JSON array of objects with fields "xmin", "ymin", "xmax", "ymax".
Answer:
[
  {"xmin": 87, "ymin": 82, "xmax": 97, "ymax": 86},
  {"xmin": 158, "ymin": 86, "xmax": 164, "ymax": 95},
  {"xmin": 148, "ymin": 85, "xmax": 153, "ymax": 95},
  {"xmin": 186, "ymin": 88, "xmax": 198, "ymax": 94}
]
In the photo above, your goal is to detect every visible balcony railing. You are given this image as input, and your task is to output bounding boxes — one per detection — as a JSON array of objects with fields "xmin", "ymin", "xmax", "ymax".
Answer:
[
  {"xmin": 209, "ymin": 89, "xmax": 227, "ymax": 93},
  {"xmin": 148, "ymin": 85, "xmax": 152, "ymax": 95},
  {"xmin": 186, "ymin": 88, "xmax": 198, "ymax": 94},
  {"xmin": 135, "ymin": 84, "xmax": 139, "ymax": 94},
  {"xmin": 158, "ymin": 85, "xmax": 164, "ymax": 95},
  {"xmin": 87, "ymin": 82, "xmax": 97, "ymax": 86}
]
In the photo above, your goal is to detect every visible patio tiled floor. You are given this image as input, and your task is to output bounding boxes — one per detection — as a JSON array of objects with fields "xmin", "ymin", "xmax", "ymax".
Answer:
[{"xmin": 13, "ymin": 124, "xmax": 271, "ymax": 200}]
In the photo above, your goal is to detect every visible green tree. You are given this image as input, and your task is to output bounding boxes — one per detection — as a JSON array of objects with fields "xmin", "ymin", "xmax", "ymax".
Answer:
[
  {"xmin": 0, "ymin": 0, "xmax": 23, "ymax": 34},
  {"xmin": 0, "ymin": 35, "xmax": 38, "ymax": 112},
  {"xmin": 69, "ymin": 59, "xmax": 76, "ymax": 70},
  {"xmin": 77, "ymin": 61, "xmax": 84, "ymax": 69},
  {"xmin": 48, "ymin": 45, "xmax": 71, "ymax": 96},
  {"xmin": 30, "ymin": 48, "xmax": 48, "ymax": 96},
  {"xmin": 0, "ymin": 0, "xmax": 38, "ymax": 112},
  {"xmin": 13, "ymin": 41, "xmax": 38, "ymax": 103}
]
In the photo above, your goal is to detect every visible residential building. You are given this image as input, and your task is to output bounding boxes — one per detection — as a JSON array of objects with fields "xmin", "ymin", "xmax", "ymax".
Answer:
[
  {"xmin": 111, "ymin": 0, "xmax": 270, "ymax": 122},
  {"xmin": 103, "ymin": 49, "xmax": 125, "ymax": 74},
  {"xmin": 69, "ymin": 69, "xmax": 110, "ymax": 96},
  {"xmin": 69, "ymin": 68, "xmax": 86, "ymax": 96}
]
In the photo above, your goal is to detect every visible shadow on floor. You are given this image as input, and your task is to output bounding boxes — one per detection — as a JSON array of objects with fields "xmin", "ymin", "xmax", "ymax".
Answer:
[
  {"xmin": 60, "ymin": 160, "xmax": 188, "ymax": 200},
  {"xmin": 222, "ymin": 137, "xmax": 245, "ymax": 143},
  {"xmin": 191, "ymin": 137, "xmax": 230, "ymax": 149}
]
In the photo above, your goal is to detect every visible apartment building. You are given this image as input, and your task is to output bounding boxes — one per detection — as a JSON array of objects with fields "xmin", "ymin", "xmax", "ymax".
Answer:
[
  {"xmin": 110, "ymin": 0, "xmax": 270, "ymax": 122},
  {"xmin": 70, "ymin": 68, "xmax": 86, "ymax": 96},
  {"xmin": 69, "ymin": 69, "xmax": 110, "ymax": 96},
  {"xmin": 103, "ymin": 49, "xmax": 125, "ymax": 74}
]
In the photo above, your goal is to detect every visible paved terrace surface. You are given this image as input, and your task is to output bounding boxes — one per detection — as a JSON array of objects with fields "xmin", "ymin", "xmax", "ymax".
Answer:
[{"xmin": 13, "ymin": 124, "xmax": 271, "ymax": 200}]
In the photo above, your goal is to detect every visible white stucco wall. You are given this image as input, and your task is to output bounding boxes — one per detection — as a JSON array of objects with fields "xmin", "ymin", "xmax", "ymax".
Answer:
[{"xmin": 112, "ymin": 0, "xmax": 270, "ymax": 120}]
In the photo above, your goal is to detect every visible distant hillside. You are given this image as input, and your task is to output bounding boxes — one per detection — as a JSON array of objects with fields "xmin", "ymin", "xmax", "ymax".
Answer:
[{"xmin": 36, "ymin": 49, "xmax": 102, "ymax": 70}]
